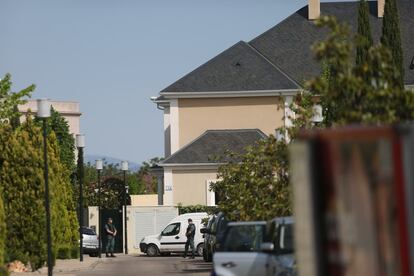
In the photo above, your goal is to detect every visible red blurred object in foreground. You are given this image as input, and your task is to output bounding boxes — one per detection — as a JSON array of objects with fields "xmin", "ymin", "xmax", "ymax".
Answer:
[{"xmin": 290, "ymin": 125, "xmax": 414, "ymax": 276}]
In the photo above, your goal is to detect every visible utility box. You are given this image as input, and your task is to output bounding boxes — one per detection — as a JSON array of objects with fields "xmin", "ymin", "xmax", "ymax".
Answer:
[{"xmin": 290, "ymin": 125, "xmax": 414, "ymax": 276}]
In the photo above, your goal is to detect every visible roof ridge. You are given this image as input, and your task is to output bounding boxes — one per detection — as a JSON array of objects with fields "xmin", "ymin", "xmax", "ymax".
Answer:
[{"xmin": 245, "ymin": 42, "xmax": 301, "ymax": 88}]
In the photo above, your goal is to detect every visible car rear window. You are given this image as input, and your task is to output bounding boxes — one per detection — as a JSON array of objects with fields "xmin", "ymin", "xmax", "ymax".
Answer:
[
  {"xmin": 82, "ymin": 228, "xmax": 96, "ymax": 235},
  {"xmin": 222, "ymin": 224, "xmax": 265, "ymax": 252}
]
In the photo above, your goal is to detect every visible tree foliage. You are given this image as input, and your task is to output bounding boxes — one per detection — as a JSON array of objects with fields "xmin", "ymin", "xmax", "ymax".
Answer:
[
  {"xmin": 381, "ymin": 0, "xmax": 404, "ymax": 88},
  {"xmin": 211, "ymin": 93, "xmax": 315, "ymax": 221},
  {"xmin": 0, "ymin": 73, "xmax": 34, "ymax": 123},
  {"xmin": 35, "ymin": 108, "xmax": 76, "ymax": 173},
  {"xmin": 0, "ymin": 118, "xmax": 78, "ymax": 270},
  {"xmin": 308, "ymin": 16, "xmax": 414, "ymax": 126},
  {"xmin": 356, "ymin": 0, "xmax": 373, "ymax": 67}
]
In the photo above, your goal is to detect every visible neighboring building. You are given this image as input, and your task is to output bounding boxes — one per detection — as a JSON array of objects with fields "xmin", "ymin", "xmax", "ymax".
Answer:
[
  {"xmin": 19, "ymin": 100, "xmax": 82, "ymax": 136},
  {"xmin": 153, "ymin": 0, "xmax": 414, "ymax": 206}
]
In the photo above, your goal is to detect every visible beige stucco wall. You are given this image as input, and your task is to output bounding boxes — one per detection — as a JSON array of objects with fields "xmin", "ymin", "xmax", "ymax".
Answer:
[
  {"xmin": 130, "ymin": 194, "xmax": 158, "ymax": 206},
  {"xmin": 172, "ymin": 169, "xmax": 218, "ymax": 206},
  {"xmin": 177, "ymin": 96, "xmax": 284, "ymax": 148}
]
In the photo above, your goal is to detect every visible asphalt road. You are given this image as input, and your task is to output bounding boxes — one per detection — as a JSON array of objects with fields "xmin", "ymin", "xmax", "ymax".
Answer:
[{"xmin": 77, "ymin": 255, "xmax": 213, "ymax": 276}]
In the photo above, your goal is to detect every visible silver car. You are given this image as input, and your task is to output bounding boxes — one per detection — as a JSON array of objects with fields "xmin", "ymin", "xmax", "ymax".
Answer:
[
  {"xmin": 213, "ymin": 218, "xmax": 295, "ymax": 276},
  {"xmin": 82, "ymin": 227, "xmax": 99, "ymax": 257}
]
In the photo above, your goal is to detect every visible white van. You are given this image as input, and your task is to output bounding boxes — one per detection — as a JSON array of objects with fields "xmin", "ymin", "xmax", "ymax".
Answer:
[{"xmin": 140, "ymin": 212, "xmax": 208, "ymax": 257}]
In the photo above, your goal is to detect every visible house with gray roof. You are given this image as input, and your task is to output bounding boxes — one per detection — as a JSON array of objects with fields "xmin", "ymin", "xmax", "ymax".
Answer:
[{"xmin": 152, "ymin": 0, "xmax": 414, "ymax": 206}]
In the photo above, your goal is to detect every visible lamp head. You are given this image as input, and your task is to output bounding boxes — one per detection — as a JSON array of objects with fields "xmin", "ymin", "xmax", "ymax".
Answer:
[
  {"xmin": 95, "ymin": 159, "xmax": 103, "ymax": 170},
  {"xmin": 37, "ymin": 99, "xmax": 51, "ymax": 118},
  {"xmin": 121, "ymin": 161, "xmax": 129, "ymax": 171},
  {"xmin": 76, "ymin": 134, "xmax": 85, "ymax": 148}
]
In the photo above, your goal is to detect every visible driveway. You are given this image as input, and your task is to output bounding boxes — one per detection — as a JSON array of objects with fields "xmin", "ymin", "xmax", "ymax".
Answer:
[{"xmin": 77, "ymin": 254, "xmax": 212, "ymax": 276}]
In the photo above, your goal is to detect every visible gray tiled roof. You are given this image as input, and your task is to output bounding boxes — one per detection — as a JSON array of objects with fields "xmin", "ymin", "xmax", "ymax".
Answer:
[
  {"xmin": 161, "ymin": 0, "xmax": 414, "ymax": 93},
  {"xmin": 161, "ymin": 129, "xmax": 267, "ymax": 165},
  {"xmin": 250, "ymin": 0, "xmax": 414, "ymax": 85},
  {"xmin": 161, "ymin": 41, "xmax": 300, "ymax": 93}
]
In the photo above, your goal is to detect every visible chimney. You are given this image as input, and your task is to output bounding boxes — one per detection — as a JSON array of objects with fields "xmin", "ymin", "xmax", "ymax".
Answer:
[
  {"xmin": 308, "ymin": 0, "xmax": 320, "ymax": 20},
  {"xmin": 378, "ymin": 0, "xmax": 384, "ymax": 18}
]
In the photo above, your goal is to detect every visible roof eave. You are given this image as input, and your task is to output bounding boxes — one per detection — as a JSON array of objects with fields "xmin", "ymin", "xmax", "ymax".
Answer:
[
  {"xmin": 159, "ymin": 163, "xmax": 223, "ymax": 170},
  {"xmin": 159, "ymin": 89, "xmax": 300, "ymax": 99}
]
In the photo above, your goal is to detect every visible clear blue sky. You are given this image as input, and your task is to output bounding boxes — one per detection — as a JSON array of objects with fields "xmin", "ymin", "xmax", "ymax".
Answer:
[{"xmin": 1, "ymin": 0, "xmax": 349, "ymax": 163}]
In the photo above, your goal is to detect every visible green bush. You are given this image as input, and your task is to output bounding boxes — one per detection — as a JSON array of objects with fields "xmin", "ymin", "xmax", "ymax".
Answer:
[
  {"xmin": 0, "ymin": 266, "xmax": 9, "ymax": 276},
  {"xmin": 57, "ymin": 247, "xmax": 71, "ymax": 260},
  {"xmin": 177, "ymin": 204, "xmax": 218, "ymax": 215},
  {"xmin": 70, "ymin": 246, "xmax": 79, "ymax": 259}
]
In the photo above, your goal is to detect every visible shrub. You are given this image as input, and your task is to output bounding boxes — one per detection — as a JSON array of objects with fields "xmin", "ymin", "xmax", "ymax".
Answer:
[
  {"xmin": 57, "ymin": 247, "xmax": 71, "ymax": 260},
  {"xmin": 70, "ymin": 246, "xmax": 79, "ymax": 259},
  {"xmin": 177, "ymin": 204, "xmax": 218, "ymax": 215}
]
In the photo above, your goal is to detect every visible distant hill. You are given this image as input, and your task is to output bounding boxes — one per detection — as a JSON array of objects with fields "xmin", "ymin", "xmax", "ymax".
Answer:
[{"xmin": 85, "ymin": 154, "xmax": 140, "ymax": 172}]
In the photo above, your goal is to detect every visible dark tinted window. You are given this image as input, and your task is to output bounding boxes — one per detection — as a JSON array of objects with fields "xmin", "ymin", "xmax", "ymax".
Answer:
[
  {"xmin": 82, "ymin": 228, "xmax": 96, "ymax": 235},
  {"xmin": 222, "ymin": 225, "xmax": 265, "ymax": 252}
]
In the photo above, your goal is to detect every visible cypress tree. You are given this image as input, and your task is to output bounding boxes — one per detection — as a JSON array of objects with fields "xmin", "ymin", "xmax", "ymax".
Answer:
[
  {"xmin": 356, "ymin": 0, "xmax": 373, "ymax": 66},
  {"xmin": 381, "ymin": 0, "xmax": 404, "ymax": 88},
  {"xmin": 0, "ymin": 119, "xmax": 48, "ymax": 270},
  {"xmin": 0, "ymin": 118, "xmax": 79, "ymax": 270}
]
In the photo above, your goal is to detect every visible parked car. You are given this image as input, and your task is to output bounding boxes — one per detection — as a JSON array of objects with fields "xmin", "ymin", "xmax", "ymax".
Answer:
[
  {"xmin": 201, "ymin": 212, "xmax": 229, "ymax": 262},
  {"xmin": 82, "ymin": 227, "xmax": 99, "ymax": 257},
  {"xmin": 212, "ymin": 218, "xmax": 296, "ymax": 276},
  {"xmin": 201, "ymin": 215, "xmax": 216, "ymax": 262},
  {"xmin": 140, "ymin": 212, "xmax": 208, "ymax": 257},
  {"xmin": 261, "ymin": 217, "xmax": 296, "ymax": 276},
  {"xmin": 213, "ymin": 221, "xmax": 267, "ymax": 276}
]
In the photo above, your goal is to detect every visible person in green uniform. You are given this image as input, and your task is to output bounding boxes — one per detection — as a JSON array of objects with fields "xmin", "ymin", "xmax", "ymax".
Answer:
[
  {"xmin": 105, "ymin": 218, "xmax": 117, "ymax": 257},
  {"xmin": 183, "ymin": 218, "xmax": 196, "ymax": 259}
]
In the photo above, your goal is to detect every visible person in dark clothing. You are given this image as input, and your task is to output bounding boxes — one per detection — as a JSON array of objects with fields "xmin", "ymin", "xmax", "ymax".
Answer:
[
  {"xmin": 105, "ymin": 218, "xmax": 117, "ymax": 257},
  {"xmin": 183, "ymin": 218, "xmax": 196, "ymax": 259}
]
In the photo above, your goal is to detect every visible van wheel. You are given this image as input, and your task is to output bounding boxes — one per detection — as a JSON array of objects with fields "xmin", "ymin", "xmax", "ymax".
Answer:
[
  {"xmin": 146, "ymin": 244, "xmax": 159, "ymax": 257},
  {"xmin": 197, "ymin": 243, "xmax": 204, "ymax": 257}
]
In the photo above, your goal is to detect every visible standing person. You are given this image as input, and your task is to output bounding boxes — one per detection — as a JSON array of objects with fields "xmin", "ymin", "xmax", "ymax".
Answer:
[
  {"xmin": 183, "ymin": 218, "xmax": 196, "ymax": 259},
  {"xmin": 105, "ymin": 217, "xmax": 117, "ymax": 257}
]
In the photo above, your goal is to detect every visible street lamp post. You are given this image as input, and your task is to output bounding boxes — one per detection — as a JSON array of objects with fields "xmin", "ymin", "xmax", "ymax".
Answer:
[
  {"xmin": 121, "ymin": 161, "xmax": 129, "ymax": 254},
  {"xmin": 76, "ymin": 134, "xmax": 85, "ymax": 262},
  {"xmin": 37, "ymin": 99, "xmax": 53, "ymax": 276},
  {"xmin": 95, "ymin": 159, "xmax": 103, "ymax": 258}
]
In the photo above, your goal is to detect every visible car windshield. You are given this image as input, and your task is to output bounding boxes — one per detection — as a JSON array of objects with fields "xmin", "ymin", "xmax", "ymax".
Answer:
[
  {"xmin": 222, "ymin": 224, "xmax": 265, "ymax": 252},
  {"xmin": 82, "ymin": 228, "xmax": 96, "ymax": 235}
]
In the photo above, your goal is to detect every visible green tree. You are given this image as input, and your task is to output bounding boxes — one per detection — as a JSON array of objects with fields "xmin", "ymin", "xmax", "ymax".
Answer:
[
  {"xmin": 356, "ymin": 0, "xmax": 373, "ymax": 67},
  {"xmin": 211, "ymin": 93, "xmax": 315, "ymax": 221},
  {"xmin": 0, "ymin": 73, "xmax": 34, "ymax": 123},
  {"xmin": 308, "ymin": 16, "xmax": 414, "ymax": 126},
  {"xmin": 0, "ymin": 118, "xmax": 79, "ymax": 270},
  {"xmin": 35, "ymin": 108, "xmax": 76, "ymax": 173},
  {"xmin": 381, "ymin": 0, "xmax": 404, "ymax": 88}
]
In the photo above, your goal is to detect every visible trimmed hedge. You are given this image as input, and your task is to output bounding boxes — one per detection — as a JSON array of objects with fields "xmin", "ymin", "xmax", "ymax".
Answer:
[{"xmin": 177, "ymin": 204, "xmax": 218, "ymax": 215}]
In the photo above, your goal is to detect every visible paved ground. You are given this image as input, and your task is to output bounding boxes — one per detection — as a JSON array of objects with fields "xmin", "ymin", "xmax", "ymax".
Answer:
[{"xmin": 78, "ymin": 255, "xmax": 212, "ymax": 276}]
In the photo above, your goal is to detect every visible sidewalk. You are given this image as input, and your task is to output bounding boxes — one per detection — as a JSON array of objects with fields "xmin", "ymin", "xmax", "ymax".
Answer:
[{"xmin": 10, "ymin": 256, "xmax": 110, "ymax": 276}]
